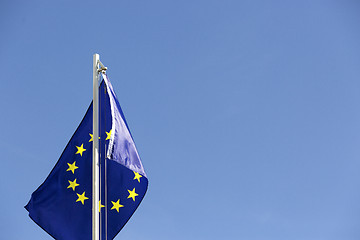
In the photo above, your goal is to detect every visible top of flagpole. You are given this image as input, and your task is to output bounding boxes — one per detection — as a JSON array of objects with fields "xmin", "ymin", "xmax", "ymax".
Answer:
[{"xmin": 94, "ymin": 54, "xmax": 107, "ymax": 73}]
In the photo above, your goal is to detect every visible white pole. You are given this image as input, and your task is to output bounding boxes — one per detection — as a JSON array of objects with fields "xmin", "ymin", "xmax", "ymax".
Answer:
[{"xmin": 92, "ymin": 53, "xmax": 100, "ymax": 240}]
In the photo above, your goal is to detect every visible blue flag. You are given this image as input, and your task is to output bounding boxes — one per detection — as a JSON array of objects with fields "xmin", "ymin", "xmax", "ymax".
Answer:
[{"xmin": 25, "ymin": 74, "xmax": 148, "ymax": 239}]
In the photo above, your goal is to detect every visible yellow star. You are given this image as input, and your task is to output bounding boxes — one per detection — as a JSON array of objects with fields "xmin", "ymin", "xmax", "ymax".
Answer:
[
  {"xmin": 67, "ymin": 179, "xmax": 79, "ymax": 191},
  {"xmin": 106, "ymin": 129, "xmax": 112, "ymax": 140},
  {"xmin": 111, "ymin": 199, "xmax": 124, "ymax": 212},
  {"xmin": 127, "ymin": 188, "xmax": 139, "ymax": 201},
  {"xmin": 76, "ymin": 144, "xmax": 86, "ymax": 156},
  {"xmin": 99, "ymin": 200, "xmax": 105, "ymax": 212},
  {"xmin": 89, "ymin": 133, "xmax": 100, "ymax": 142},
  {"xmin": 66, "ymin": 161, "xmax": 78, "ymax": 174},
  {"xmin": 133, "ymin": 171, "xmax": 142, "ymax": 183},
  {"xmin": 76, "ymin": 191, "xmax": 89, "ymax": 205}
]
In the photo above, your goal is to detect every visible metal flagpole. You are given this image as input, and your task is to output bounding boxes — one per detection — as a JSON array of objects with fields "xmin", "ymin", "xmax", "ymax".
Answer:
[
  {"xmin": 93, "ymin": 54, "xmax": 108, "ymax": 240},
  {"xmin": 93, "ymin": 53, "xmax": 100, "ymax": 240}
]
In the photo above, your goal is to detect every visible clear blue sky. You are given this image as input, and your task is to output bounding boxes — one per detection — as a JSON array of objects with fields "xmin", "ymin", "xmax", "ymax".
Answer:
[{"xmin": 2, "ymin": 1, "xmax": 360, "ymax": 239}]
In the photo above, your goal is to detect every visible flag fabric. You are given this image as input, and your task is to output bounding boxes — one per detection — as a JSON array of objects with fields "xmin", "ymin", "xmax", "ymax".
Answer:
[{"xmin": 25, "ymin": 74, "xmax": 148, "ymax": 240}]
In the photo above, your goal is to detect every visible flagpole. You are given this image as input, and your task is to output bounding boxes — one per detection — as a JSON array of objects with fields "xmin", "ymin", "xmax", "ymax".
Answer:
[{"xmin": 93, "ymin": 53, "xmax": 100, "ymax": 240}]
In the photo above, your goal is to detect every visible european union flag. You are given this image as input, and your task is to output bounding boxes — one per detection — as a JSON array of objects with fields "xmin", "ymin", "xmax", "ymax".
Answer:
[{"xmin": 25, "ymin": 74, "xmax": 148, "ymax": 239}]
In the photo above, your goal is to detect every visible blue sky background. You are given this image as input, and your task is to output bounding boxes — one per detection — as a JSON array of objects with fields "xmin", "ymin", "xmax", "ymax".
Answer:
[{"xmin": 1, "ymin": 1, "xmax": 360, "ymax": 239}]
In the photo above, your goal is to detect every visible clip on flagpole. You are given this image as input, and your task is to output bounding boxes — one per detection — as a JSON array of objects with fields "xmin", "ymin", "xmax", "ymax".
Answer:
[{"xmin": 98, "ymin": 58, "xmax": 107, "ymax": 73}]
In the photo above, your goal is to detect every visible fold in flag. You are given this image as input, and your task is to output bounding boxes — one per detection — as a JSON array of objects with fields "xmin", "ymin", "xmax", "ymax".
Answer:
[{"xmin": 25, "ymin": 74, "xmax": 148, "ymax": 239}]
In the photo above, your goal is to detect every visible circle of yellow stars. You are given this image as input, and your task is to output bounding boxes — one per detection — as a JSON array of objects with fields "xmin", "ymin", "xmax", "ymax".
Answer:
[{"xmin": 65, "ymin": 129, "xmax": 143, "ymax": 213}]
